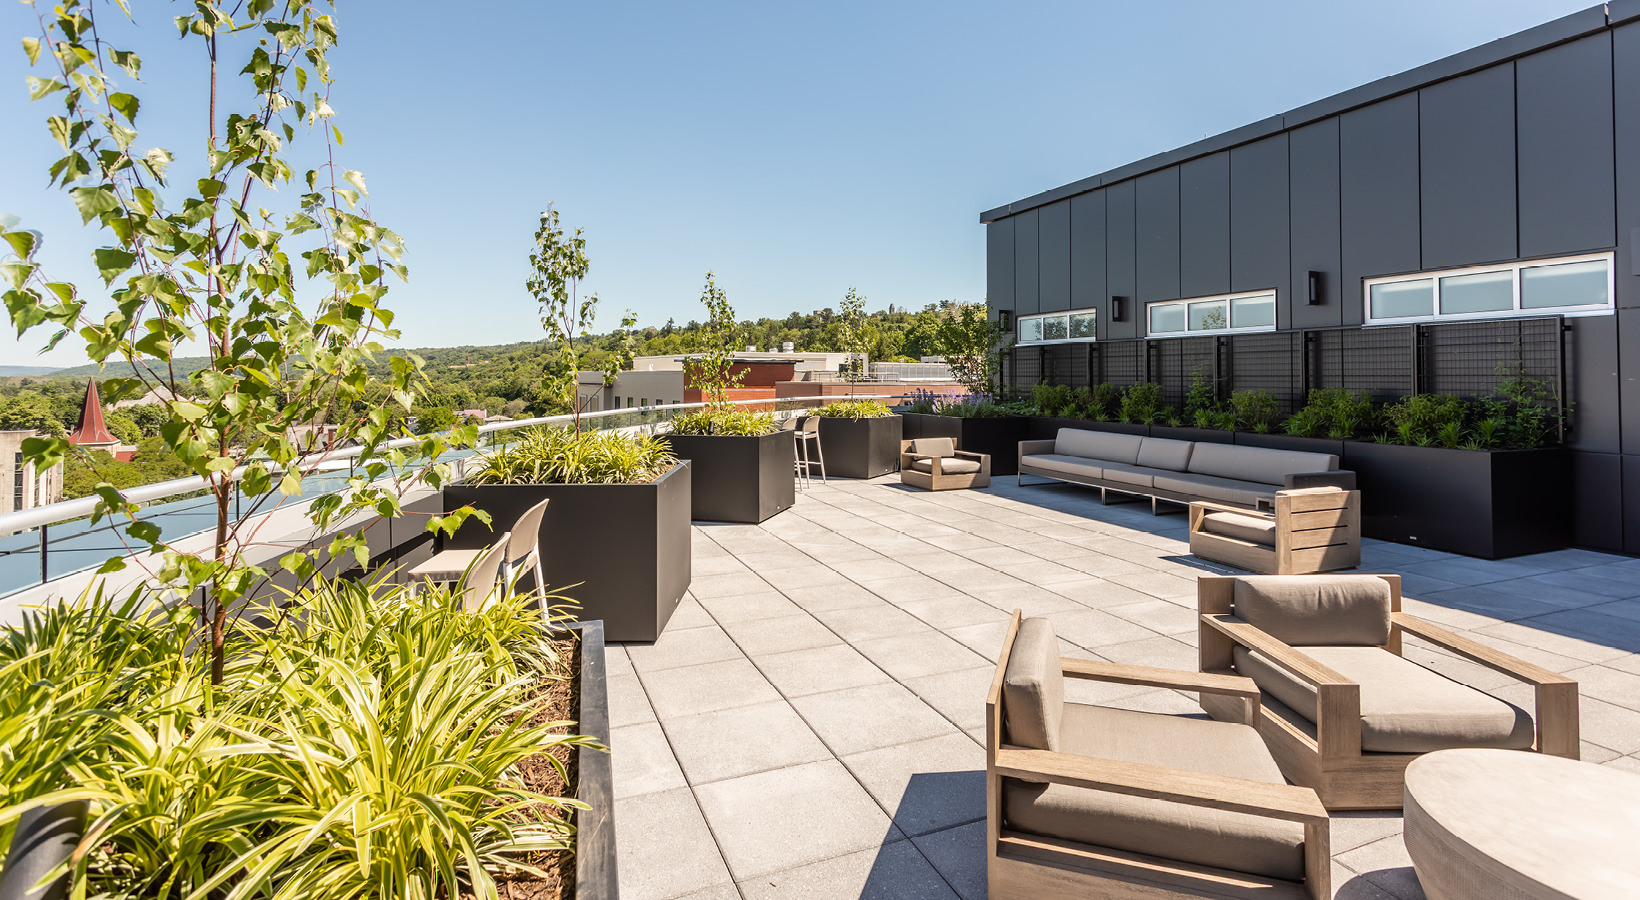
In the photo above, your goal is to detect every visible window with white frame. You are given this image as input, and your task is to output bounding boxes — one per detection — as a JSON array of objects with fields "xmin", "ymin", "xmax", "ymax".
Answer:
[
  {"xmin": 1364, "ymin": 253, "xmax": 1613, "ymax": 325},
  {"xmin": 1017, "ymin": 308, "xmax": 1097, "ymax": 344},
  {"xmin": 1145, "ymin": 290, "xmax": 1276, "ymax": 337}
]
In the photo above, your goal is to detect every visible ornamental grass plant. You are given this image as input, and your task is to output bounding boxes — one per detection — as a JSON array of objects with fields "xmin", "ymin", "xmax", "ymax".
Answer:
[
  {"xmin": 669, "ymin": 408, "xmax": 778, "ymax": 436},
  {"xmin": 811, "ymin": 400, "xmax": 894, "ymax": 419},
  {"xmin": 468, "ymin": 427, "xmax": 677, "ymax": 485},
  {"xmin": 0, "ymin": 578, "xmax": 593, "ymax": 899}
]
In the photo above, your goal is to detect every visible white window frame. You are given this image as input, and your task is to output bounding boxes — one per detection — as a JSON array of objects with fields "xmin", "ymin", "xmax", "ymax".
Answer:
[
  {"xmin": 1144, "ymin": 289, "xmax": 1278, "ymax": 338},
  {"xmin": 1016, "ymin": 307, "xmax": 1098, "ymax": 344},
  {"xmin": 1362, "ymin": 252, "xmax": 1614, "ymax": 326}
]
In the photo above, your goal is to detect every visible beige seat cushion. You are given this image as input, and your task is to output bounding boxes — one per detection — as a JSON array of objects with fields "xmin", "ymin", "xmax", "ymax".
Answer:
[
  {"xmin": 1021, "ymin": 453, "xmax": 1103, "ymax": 480},
  {"xmin": 1154, "ymin": 472, "xmax": 1277, "ymax": 507},
  {"xmin": 1136, "ymin": 437, "xmax": 1194, "ymax": 472},
  {"xmin": 1234, "ymin": 574, "xmax": 1391, "ymax": 646},
  {"xmin": 1004, "ymin": 703, "xmax": 1305, "ymax": 880},
  {"xmin": 911, "ymin": 457, "xmax": 981, "ymax": 475},
  {"xmin": 1234, "ymin": 645, "xmax": 1535, "ymax": 753},
  {"xmin": 1187, "ymin": 442, "xmax": 1338, "ymax": 486},
  {"xmin": 908, "ymin": 437, "xmax": 956, "ymax": 457},
  {"xmin": 1002, "ymin": 618, "xmax": 1064, "ymax": 750},
  {"xmin": 1094, "ymin": 461, "xmax": 1159, "ymax": 488},
  {"xmin": 1202, "ymin": 510, "xmax": 1277, "ymax": 545},
  {"xmin": 1054, "ymin": 428, "xmax": 1143, "ymax": 464}
]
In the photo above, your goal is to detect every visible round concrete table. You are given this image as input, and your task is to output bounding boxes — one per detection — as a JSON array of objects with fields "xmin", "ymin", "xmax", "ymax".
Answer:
[{"xmin": 1403, "ymin": 749, "xmax": 1640, "ymax": 900}]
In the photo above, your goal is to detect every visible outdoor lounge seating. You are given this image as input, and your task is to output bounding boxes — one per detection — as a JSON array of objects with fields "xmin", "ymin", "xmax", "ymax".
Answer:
[
  {"xmin": 1196, "ymin": 574, "xmax": 1581, "ymax": 809},
  {"xmin": 1189, "ymin": 487, "xmax": 1361, "ymax": 574},
  {"xmin": 899, "ymin": 437, "xmax": 991, "ymax": 490},
  {"xmin": 988, "ymin": 611, "xmax": 1331, "ymax": 900},
  {"xmin": 1018, "ymin": 428, "xmax": 1353, "ymax": 513}
]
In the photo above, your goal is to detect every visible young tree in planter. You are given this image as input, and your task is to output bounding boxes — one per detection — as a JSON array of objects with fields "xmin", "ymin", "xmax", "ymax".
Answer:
[
  {"xmin": 835, "ymin": 287, "xmax": 871, "ymax": 382},
  {"xmin": 2, "ymin": 0, "xmax": 479, "ymax": 684},
  {"xmin": 526, "ymin": 206, "xmax": 636, "ymax": 431},
  {"xmin": 686, "ymin": 271, "xmax": 747, "ymax": 406},
  {"xmin": 936, "ymin": 304, "xmax": 1012, "ymax": 396}
]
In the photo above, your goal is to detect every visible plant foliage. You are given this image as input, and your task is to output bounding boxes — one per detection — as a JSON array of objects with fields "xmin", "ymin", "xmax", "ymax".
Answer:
[
  {"xmin": 682, "ymin": 271, "xmax": 747, "ymax": 407},
  {"xmin": 669, "ymin": 408, "xmax": 777, "ymax": 436},
  {"xmin": 935, "ymin": 306, "xmax": 1011, "ymax": 395},
  {"xmin": 527, "ymin": 207, "xmax": 636, "ymax": 430},
  {"xmin": 468, "ymin": 426, "xmax": 677, "ymax": 485},
  {"xmin": 810, "ymin": 400, "xmax": 893, "ymax": 419}
]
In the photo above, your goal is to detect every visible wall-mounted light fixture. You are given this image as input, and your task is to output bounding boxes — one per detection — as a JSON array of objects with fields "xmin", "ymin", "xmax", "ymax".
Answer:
[
  {"xmin": 1306, "ymin": 271, "xmax": 1324, "ymax": 306},
  {"xmin": 1111, "ymin": 296, "xmax": 1127, "ymax": 321},
  {"xmin": 996, "ymin": 308, "xmax": 1013, "ymax": 331}
]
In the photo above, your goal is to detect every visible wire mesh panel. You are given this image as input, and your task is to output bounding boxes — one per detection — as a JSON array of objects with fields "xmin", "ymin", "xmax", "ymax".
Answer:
[
  {"xmin": 1149, "ymin": 337, "xmax": 1216, "ymax": 409},
  {"xmin": 1419, "ymin": 316, "xmax": 1559, "ymax": 398},
  {"xmin": 1008, "ymin": 347, "xmax": 1040, "ymax": 391},
  {"xmin": 1093, "ymin": 341, "xmax": 1146, "ymax": 389},
  {"xmin": 1312, "ymin": 326, "xmax": 1414, "ymax": 401},
  {"xmin": 1227, "ymin": 331, "xmax": 1303, "ymax": 412}
]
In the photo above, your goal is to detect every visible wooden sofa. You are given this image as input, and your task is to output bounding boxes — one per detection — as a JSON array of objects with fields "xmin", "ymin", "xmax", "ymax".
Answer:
[
  {"xmin": 988, "ymin": 610, "xmax": 1331, "ymax": 900},
  {"xmin": 1189, "ymin": 487, "xmax": 1361, "ymax": 574},
  {"xmin": 899, "ymin": 437, "xmax": 991, "ymax": 490},
  {"xmin": 1018, "ymin": 428, "xmax": 1354, "ymax": 514},
  {"xmin": 1197, "ymin": 574, "xmax": 1580, "ymax": 809}
]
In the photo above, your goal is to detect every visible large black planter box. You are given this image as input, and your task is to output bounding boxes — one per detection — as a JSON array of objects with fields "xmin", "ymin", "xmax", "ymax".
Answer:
[
  {"xmin": 1341, "ymin": 443, "xmax": 1571, "ymax": 559},
  {"xmin": 1233, "ymin": 432, "xmax": 1348, "ymax": 457},
  {"xmin": 817, "ymin": 415, "xmax": 903, "ymax": 478},
  {"xmin": 443, "ymin": 462, "xmax": 692, "ymax": 642},
  {"xmin": 662, "ymin": 431, "xmax": 794, "ymax": 524},
  {"xmin": 1023, "ymin": 416, "xmax": 1147, "ymax": 441},
  {"xmin": 1148, "ymin": 425, "xmax": 1234, "ymax": 445},
  {"xmin": 913, "ymin": 415, "xmax": 1030, "ymax": 475},
  {"xmin": 567, "ymin": 620, "xmax": 617, "ymax": 900}
]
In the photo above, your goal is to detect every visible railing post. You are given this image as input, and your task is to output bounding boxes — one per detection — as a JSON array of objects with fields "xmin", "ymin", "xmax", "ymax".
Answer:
[{"xmin": 39, "ymin": 523, "xmax": 48, "ymax": 584}]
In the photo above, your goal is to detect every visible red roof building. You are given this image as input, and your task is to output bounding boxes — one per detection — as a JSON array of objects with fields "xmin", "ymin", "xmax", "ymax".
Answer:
[{"xmin": 68, "ymin": 379, "xmax": 120, "ymax": 450}]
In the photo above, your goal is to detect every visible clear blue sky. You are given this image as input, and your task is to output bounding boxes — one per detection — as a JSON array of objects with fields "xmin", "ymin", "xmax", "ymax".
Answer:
[{"xmin": 0, "ymin": 0, "xmax": 1595, "ymax": 367}]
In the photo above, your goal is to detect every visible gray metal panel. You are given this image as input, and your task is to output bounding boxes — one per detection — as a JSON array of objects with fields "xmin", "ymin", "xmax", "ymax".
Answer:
[
  {"xmin": 1180, "ymin": 152, "xmax": 1231, "ymax": 298},
  {"xmin": 1619, "ymin": 308, "xmax": 1640, "ymax": 454},
  {"xmin": 1070, "ymin": 190, "xmax": 1107, "ymax": 333},
  {"xmin": 1341, "ymin": 93, "xmax": 1422, "ymax": 327},
  {"xmin": 1229, "ymin": 135, "xmax": 1291, "ymax": 320},
  {"xmin": 1014, "ymin": 208, "xmax": 1039, "ymax": 315},
  {"xmin": 1622, "ymin": 23, "xmax": 1640, "ymax": 308},
  {"xmin": 1518, "ymin": 33, "xmax": 1616, "ymax": 258},
  {"xmin": 1624, "ymin": 456, "xmax": 1640, "ymax": 554},
  {"xmin": 1038, "ymin": 200, "xmax": 1072, "ymax": 312},
  {"xmin": 1572, "ymin": 452, "xmax": 1623, "ymax": 551},
  {"xmin": 1568, "ymin": 313, "xmax": 1620, "ymax": 454},
  {"xmin": 1419, "ymin": 63, "xmax": 1517, "ymax": 268},
  {"xmin": 1289, "ymin": 119, "xmax": 1343, "ymax": 330},
  {"xmin": 1136, "ymin": 167, "xmax": 1181, "ymax": 304},
  {"xmin": 986, "ymin": 218, "xmax": 1014, "ymax": 315},
  {"xmin": 1106, "ymin": 180, "xmax": 1139, "ymax": 340}
]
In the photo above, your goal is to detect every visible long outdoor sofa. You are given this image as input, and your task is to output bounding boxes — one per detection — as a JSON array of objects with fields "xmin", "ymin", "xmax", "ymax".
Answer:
[{"xmin": 1018, "ymin": 428, "xmax": 1355, "ymax": 513}]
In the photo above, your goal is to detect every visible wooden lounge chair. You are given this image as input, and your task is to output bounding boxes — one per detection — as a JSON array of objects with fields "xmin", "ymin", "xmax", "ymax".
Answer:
[
  {"xmin": 1189, "ymin": 487, "xmax": 1360, "ymax": 575},
  {"xmin": 1196, "ymin": 574, "xmax": 1580, "ymax": 809},
  {"xmin": 987, "ymin": 611, "xmax": 1331, "ymax": 900},
  {"xmin": 900, "ymin": 437, "xmax": 991, "ymax": 491}
]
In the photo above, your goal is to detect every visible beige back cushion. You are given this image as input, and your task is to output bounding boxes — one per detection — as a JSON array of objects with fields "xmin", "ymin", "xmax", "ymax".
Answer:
[
  {"xmin": 1187, "ymin": 442, "xmax": 1339, "ymax": 485},
  {"xmin": 1137, "ymin": 437, "xmax": 1194, "ymax": 471},
  {"xmin": 1054, "ymin": 428, "xmax": 1143, "ymax": 464},
  {"xmin": 908, "ymin": 437, "xmax": 956, "ymax": 457},
  {"xmin": 1234, "ymin": 575, "xmax": 1392, "ymax": 646},
  {"xmin": 1003, "ymin": 617, "xmax": 1064, "ymax": 751}
]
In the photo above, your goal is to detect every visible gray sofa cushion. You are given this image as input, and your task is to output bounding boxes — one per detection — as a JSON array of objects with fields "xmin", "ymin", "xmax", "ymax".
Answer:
[
  {"xmin": 1137, "ymin": 437, "xmax": 1194, "ymax": 472},
  {"xmin": 912, "ymin": 457, "xmax": 980, "ymax": 475},
  {"xmin": 1003, "ymin": 618, "xmax": 1063, "ymax": 751},
  {"xmin": 1021, "ymin": 454, "xmax": 1103, "ymax": 480},
  {"xmin": 907, "ymin": 437, "xmax": 956, "ymax": 457},
  {"xmin": 1095, "ymin": 462, "xmax": 1158, "ymax": 488},
  {"xmin": 1055, "ymin": 429, "xmax": 1143, "ymax": 465},
  {"xmin": 1153, "ymin": 472, "xmax": 1275, "ymax": 508},
  {"xmin": 1234, "ymin": 574, "xmax": 1392, "ymax": 646},
  {"xmin": 1233, "ymin": 645, "xmax": 1536, "ymax": 753},
  {"xmin": 1187, "ymin": 442, "xmax": 1339, "ymax": 486},
  {"xmin": 1202, "ymin": 510, "xmax": 1277, "ymax": 546},
  {"xmin": 1004, "ymin": 703, "xmax": 1305, "ymax": 880}
]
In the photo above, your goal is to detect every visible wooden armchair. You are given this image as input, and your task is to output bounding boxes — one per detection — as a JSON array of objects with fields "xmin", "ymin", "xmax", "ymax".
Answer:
[
  {"xmin": 1197, "ymin": 574, "xmax": 1580, "ymax": 809},
  {"xmin": 988, "ymin": 611, "xmax": 1330, "ymax": 900},
  {"xmin": 1189, "ymin": 487, "xmax": 1360, "ymax": 575},
  {"xmin": 900, "ymin": 437, "xmax": 991, "ymax": 491}
]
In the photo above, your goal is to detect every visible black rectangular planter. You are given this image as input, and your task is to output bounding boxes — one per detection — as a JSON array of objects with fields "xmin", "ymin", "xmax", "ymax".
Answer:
[
  {"xmin": 913, "ymin": 415, "xmax": 1030, "ymax": 475},
  {"xmin": 816, "ymin": 415, "xmax": 904, "ymax": 478},
  {"xmin": 1023, "ymin": 416, "xmax": 1147, "ymax": 441},
  {"xmin": 1147, "ymin": 425, "xmax": 1235, "ymax": 445},
  {"xmin": 443, "ymin": 462, "xmax": 692, "ymax": 642},
  {"xmin": 1233, "ymin": 432, "xmax": 1348, "ymax": 457},
  {"xmin": 661, "ymin": 431, "xmax": 794, "ymax": 524},
  {"xmin": 1341, "ymin": 443, "xmax": 1571, "ymax": 559},
  {"xmin": 566, "ymin": 620, "xmax": 617, "ymax": 900}
]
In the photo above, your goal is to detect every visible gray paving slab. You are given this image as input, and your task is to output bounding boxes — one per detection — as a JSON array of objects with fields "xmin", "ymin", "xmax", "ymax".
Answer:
[
  {"xmin": 737, "ymin": 840, "xmax": 958, "ymax": 900},
  {"xmin": 791, "ymin": 681, "xmax": 961, "ymax": 756},
  {"xmin": 662, "ymin": 699, "xmax": 833, "ymax": 785},
  {"xmin": 840, "ymin": 733, "xmax": 986, "ymax": 836},
  {"xmin": 614, "ymin": 786, "xmax": 734, "ymax": 900}
]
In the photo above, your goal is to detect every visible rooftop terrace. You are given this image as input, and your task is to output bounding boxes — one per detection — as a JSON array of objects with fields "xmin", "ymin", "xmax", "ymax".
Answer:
[{"xmin": 606, "ymin": 475, "xmax": 1640, "ymax": 900}]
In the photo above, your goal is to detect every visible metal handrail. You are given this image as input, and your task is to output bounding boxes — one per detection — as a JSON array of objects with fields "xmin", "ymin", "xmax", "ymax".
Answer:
[{"xmin": 0, "ymin": 392, "xmax": 907, "ymax": 582}]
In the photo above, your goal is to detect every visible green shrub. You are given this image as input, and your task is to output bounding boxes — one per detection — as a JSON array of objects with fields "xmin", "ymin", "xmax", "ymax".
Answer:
[
  {"xmin": 1077, "ymin": 383, "xmax": 1121, "ymax": 421},
  {"xmin": 932, "ymin": 396, "xmax": 1010, "ymax": 418},
  {"xmin": 670, "ymin": 408, "xmax": 777, "ymax": 436},
  {"xmin": 469, "ymin": 426, "xmax": 677, "ymax": 484},
  {"xmin": 1030, "ymin": 383, "xmax": 1075, "ymax": 416},
  {"xmin": 1380, "ymin": 393, "xmax": 1467, "ymax": 446},
  {"xmin": 1230, "ymin": 390, "xmax": 1282, "ymax": 432},
  {"xmin": 1183, "ymin": 373, "xmax": 1220, "ymax": 419},
  {"xmin": 1285, "ymin": 389, "xmax": 1375, "ymax": 440},
  {"xmin": 1481, "ymin": 374, "xmax": 1566, "ymax": 449},
  {"xmin": 1118, "ymin": 383, "xmax": 1168, "ymax": 425},
  {"xmin": 811, "ymin": 399, "xmax": 894, "ymax": 419}
]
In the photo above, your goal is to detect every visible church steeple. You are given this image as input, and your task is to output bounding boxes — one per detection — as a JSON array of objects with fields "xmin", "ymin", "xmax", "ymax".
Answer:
[{"xmin": 67, "ymin": 379, "xmax": 119, "ymax": 448}]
